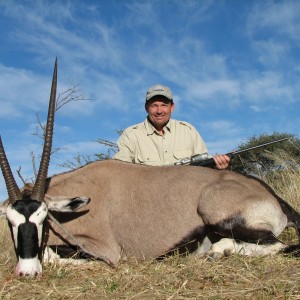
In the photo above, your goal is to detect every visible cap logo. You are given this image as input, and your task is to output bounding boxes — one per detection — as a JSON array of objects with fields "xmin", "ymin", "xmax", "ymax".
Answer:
[{"xmin": 146, "ymin": 84, "xmax": 172, "ymax": 102}]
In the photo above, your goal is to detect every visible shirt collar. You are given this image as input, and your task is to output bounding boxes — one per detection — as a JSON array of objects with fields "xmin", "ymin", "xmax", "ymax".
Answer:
[{"xmin": 144, "ymin": 117, "xmax": 172, "ymax": 135}]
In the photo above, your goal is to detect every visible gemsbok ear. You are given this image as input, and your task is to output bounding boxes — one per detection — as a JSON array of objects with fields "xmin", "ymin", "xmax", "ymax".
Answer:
[{"xmin": 45, "ymin": 195, "xmax": 90, "ymax": 212}]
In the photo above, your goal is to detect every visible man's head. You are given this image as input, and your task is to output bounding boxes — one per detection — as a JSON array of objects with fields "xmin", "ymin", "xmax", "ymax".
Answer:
[{"xmin": 145, "ymin": 84, "xmax": 175, "ymax": 132}]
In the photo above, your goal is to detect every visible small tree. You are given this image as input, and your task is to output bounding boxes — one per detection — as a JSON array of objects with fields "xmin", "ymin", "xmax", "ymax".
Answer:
[
  {"xmin": 59, "ymin": 130, "xmax": 122, "ymax": 170},
  {"xmin": 33, "ymin": 84, "xmax": 91, "ymax": 141},
  {"xmin": 58, "ymin": 153, "xmax": 95, "ymax": 170},
  {"xmin": 230, "ymin": 132, "xmax": 300, "ymax": 176},
  {"xmin": 94, "ymin": 129, "xmax": 123, "ymax": 160},
  {"xmin": 19, "ymin": 84, "xmax": 91, "ymax": 179}
]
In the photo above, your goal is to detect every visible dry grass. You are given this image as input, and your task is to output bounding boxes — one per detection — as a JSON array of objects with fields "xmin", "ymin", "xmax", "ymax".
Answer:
[{"xmin": 1, "ymin": 167, "xmax": 300, "ymax": 299}]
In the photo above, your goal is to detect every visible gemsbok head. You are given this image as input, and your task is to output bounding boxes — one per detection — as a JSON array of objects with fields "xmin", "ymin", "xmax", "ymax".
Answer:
[{"xmin": 0, "ymin": 59, "xmax": 89, "ymax": 276}]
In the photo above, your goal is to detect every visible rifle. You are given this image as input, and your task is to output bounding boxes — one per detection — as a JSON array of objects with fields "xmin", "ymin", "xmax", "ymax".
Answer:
[{"xmin": 174, "ymin": 137, "xmax": 289, "ymax": 167}]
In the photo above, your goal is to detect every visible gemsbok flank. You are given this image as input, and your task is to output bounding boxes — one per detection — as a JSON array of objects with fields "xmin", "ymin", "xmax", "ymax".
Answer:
[{"xmin": 0, "ymin": 60, "xmax": 300, "ymax": 277}]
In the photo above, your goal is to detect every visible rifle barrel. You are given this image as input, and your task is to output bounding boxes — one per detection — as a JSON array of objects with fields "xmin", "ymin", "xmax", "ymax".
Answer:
[
  {"xmin": 226, "ymin": 137, "xmax": 289, "ymax": 158},
  {"xmin": 190, "ymin": 137, "xmax": 289, "ymax": 167}
]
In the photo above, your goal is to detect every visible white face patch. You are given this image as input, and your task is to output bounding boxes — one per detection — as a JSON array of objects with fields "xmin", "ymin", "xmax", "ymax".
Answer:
[
  {"xmin": 29, "ymin": 202, "xmax": 48, "ymax": 247},
  {"xmin": 6, "ymin": 204, "xmax": 26, "ymax": 226},
  {"xmin": 6, "ymin": 205, "xmax": 26, "ymax": 249},
  {"xmin": 29, "ymin": 202, "xmax": 48, "ymax": 225}
]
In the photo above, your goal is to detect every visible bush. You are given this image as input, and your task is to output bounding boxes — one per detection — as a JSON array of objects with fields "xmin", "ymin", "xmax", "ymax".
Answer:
[{"xmin": 230, "ymin": 132, "xmax": 300, "ymax": 176}]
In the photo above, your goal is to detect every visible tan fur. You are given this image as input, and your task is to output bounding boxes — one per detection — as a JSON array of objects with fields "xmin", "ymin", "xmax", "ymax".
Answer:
[{"xmin": 40, "ymin": 159, "xmax": 289, "ymax": 266}]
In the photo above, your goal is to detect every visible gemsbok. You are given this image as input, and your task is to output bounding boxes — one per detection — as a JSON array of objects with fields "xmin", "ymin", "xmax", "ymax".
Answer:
[{"xmin": 0, "ymin": 59, "xmax": 300, "ymax": 277}]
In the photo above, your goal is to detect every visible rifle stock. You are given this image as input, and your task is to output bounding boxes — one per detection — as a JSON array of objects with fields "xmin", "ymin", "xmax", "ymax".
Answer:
[{"xmin": 177, "ymin": 137, "xmax": 289, "ymax": 167}]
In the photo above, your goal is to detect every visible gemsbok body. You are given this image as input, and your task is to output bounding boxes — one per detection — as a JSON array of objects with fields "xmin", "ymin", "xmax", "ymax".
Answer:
[{"xmin": 0, "ymin": 60, "xmax": 300, "ymax": 277}]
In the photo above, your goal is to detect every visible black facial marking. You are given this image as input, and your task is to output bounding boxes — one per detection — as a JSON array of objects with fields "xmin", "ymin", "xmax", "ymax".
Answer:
[
  {"xmin": 12, "ymin": 199, "xmax": 43, "ymax": 221},
  {"xmin": 18, "ymin": 222, "xmax": 39, "ymax": 259}
]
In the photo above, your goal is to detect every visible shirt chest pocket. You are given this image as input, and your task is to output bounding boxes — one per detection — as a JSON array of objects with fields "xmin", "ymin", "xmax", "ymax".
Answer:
[
  {"xmin": 173, "ymin": 149, "xmax": 192, "ymax": 160},
  {"xmin": 136, "ymin": 152, "xmax": 161, "ymax": 166}
]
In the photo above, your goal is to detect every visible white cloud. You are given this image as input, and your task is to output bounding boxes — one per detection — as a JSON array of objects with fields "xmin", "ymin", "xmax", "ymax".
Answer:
[
  {"xmin": 0, "ymin": 64, "xmax": 48, "ymax": 118},
  {"xmin": 202, "ymin": 120, "xmax": 240, "ymax": 138},
  {"xmin": 248, "ymin": 1, "xmax": 300, "ymax": 42},
  {"xmin": 246, "ymin": 1, "xmax": 300, "ymax": 72},
  {"xmin": 249, "ymin": 105, "xmax": 262, "ymax": 113},
  {"xmin": 252, "ymin": 40, "xmax": 290, "ymax": 66},
  {"xmin": 242, "ymin": 71, "xmax": 294, "ymax": 103},
  {"xmin": 186, "ymin": 79, "xmax": 240, "ymax": 105}
]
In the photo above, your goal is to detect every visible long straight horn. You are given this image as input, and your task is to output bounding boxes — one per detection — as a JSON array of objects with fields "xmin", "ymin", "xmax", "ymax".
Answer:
[
  {"xmin": 0, "ymin": 136, "xmax": 22, "ymax": 203},
  {"xmin": 31, "ymin": 59, "xmax": 57, "ymax": 201}
]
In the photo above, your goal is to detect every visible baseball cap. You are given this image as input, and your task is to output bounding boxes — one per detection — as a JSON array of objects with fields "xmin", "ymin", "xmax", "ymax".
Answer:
[{"xmin": 145, "ymin": 84, "xmax": 173, "ymax": 102}]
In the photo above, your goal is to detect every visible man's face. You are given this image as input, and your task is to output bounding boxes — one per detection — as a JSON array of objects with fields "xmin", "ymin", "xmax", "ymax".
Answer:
[{"xmin": 146, "ymin": 98, "xmax": 175, "ymax": 130}]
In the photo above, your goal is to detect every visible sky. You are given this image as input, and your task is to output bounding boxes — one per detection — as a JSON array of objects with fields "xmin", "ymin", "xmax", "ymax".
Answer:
[{"xmin": 1, "ymin": 0, "xmax": 300, "ymax": 200}]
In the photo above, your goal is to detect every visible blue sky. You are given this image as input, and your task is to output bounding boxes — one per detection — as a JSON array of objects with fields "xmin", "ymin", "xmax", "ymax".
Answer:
[{"xmin": 1, "ymin": 0, "xmax": 300, "ymax": 200}]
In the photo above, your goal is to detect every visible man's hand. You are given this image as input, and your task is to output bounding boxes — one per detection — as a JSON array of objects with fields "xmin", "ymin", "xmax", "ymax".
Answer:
[{"xmin": 213, "ymin": 154, "xmax": 230, "ymax": 169}]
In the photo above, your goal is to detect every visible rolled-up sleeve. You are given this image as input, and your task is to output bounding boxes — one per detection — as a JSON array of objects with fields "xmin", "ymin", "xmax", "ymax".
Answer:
[
  {"xmin": 113, "ymin": 130, "xmax": 135, "ymax": 162},
  {"xmin": 188, "ymin": 124, "xmax": 208, "ymax": 156}
]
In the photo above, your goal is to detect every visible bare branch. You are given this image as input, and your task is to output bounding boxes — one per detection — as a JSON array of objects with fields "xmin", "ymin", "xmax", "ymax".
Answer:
[
  {"xmin": 16, "ymin": 167, "xmax": 34, "ymax": 185},
  {"xmin": 95, "ymin": 138, "xmax": 118, "ymax": 149},
  {"xmin": 55, "ymin": 84, "xmax": 91, "ymax": 111},
  {"xmin": 32, "ymin": 113, "xmax": 46, "ymax": 140},
  {"xmin": 58, "ymin": 153, "xmax": 95, "ymax": 170},
  {"xmin": 27, "ymin": 84, "xmax": 92, "ymax": 177},
  {"xmin": 33, "ymin": 84, "xmax": 91, "ymax": 140},
  {"xmin": 16, "ymin": 167, "xmax": 27, "ymax": 185},
  {"xmin": 31, "ymin": 151, "xmax": 37, "ymax": 179}
]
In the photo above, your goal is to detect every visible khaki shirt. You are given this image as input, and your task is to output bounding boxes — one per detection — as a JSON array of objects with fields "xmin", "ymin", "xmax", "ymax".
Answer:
[{"xmin": 113, "ymin": 118, "xmax": 208, "ymax": 166}]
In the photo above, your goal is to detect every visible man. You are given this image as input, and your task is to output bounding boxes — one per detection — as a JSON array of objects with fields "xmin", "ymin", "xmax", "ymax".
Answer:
[{"xmin": 113, "ymin": 84, "xmax": 230, "ymax": 169}]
